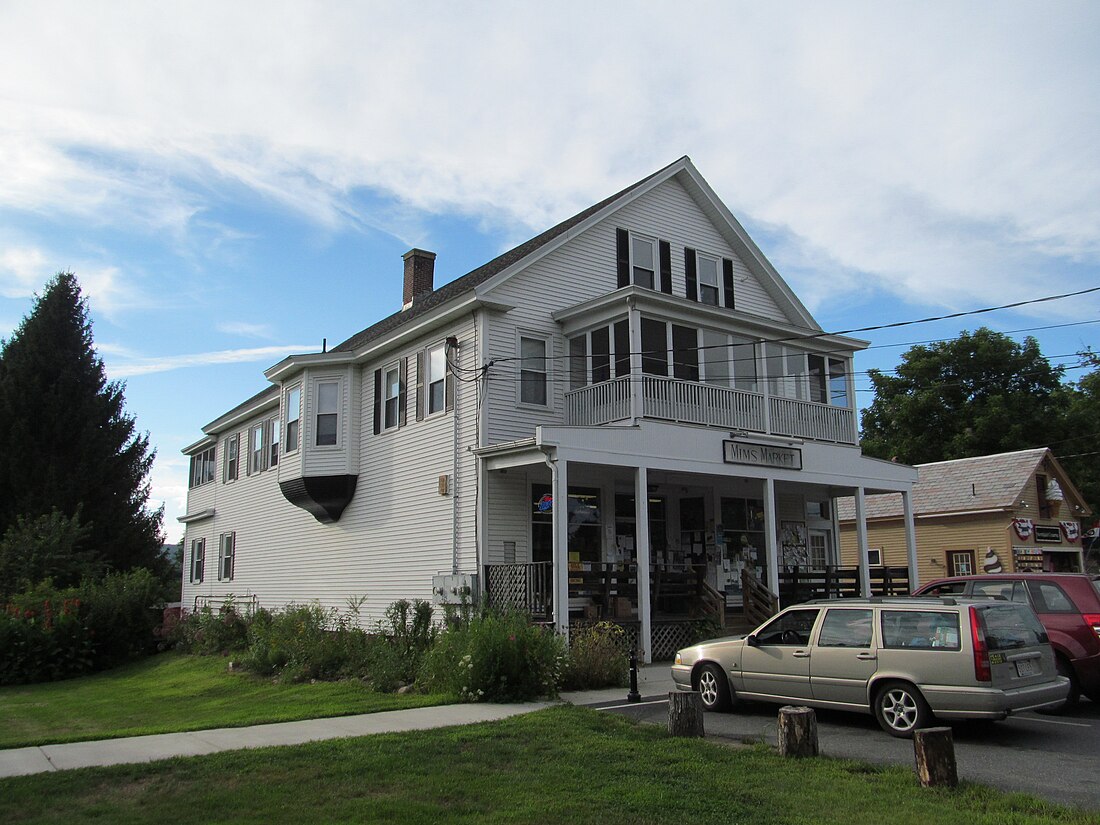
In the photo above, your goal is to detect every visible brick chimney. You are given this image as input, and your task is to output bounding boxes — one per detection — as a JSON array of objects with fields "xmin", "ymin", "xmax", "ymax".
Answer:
[{"xmin": 402, "ymin": 249, "xmax": 436, "ymax": 309}]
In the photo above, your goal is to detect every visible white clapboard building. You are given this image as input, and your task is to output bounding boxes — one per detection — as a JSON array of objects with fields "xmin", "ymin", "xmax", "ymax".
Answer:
[{"xmin": 181, "ymin": 157, "xmax": 918, "ymax": 660}]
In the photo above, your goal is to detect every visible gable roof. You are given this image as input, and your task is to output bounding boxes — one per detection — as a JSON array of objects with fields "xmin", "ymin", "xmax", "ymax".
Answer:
[
  {"xmin": 835, "ymin": 448, "xmax": 1090, "ymax": 520},
  {"xmin": 332, "ymin": 155, "xmax": 823, "ymax": 356}
]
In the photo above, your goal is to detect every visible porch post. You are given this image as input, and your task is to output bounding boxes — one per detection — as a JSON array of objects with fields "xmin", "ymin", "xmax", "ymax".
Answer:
[
  {"xmin": 902, "ymin": 490, "xmax": 919, "ymax": 591},
  {"xmin": 634, "ymin": 465, "xmax": 653, "ymax": 664},
  {"xmin": 764, "ymin": 478, "xmax": 780, "ymax": 597},
  {"xmin": 628, "ymin": 299, "xmax": 643, "ymax": 423},
  {"xmin": 855, "ymin": 486, "xmax": 871, "ymax": 596},
  {"xmin": 553, "ymin": 457, "xmax": 571, "ymax": 638}
]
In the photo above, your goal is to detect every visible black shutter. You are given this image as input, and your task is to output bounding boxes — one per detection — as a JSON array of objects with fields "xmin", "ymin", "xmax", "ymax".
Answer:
[
  {"xmin": 400, "ymin": 357, "xmax": 409, "ymax": 427},
  {"xmin": 659, "ymin": 240, "xmax": 672, "ymax": 294},
  {"xmin": 616, "ymin": 228, "xmax": 630, "ymax": 288},
  {"xmin": 373, "ymin": 369, "xmax": 382, "ymax": 434},
  {"xmin": 415, "ymin": 350, "xmax": 425, "ymax": 421},
  {"xmin": 684, "ymin": 247, "xmax": 698, "ymax": 301},
  {"xmin": 722, "ymin": 258, "xmax": 735, "ymax": 309}
]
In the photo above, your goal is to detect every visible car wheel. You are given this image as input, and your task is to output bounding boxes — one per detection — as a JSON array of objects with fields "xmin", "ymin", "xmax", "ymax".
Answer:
[
  {"xmin": 873, "ymin": 681, "xmax": 932, "ymax": 738},
  {"xmin": 1049, "ymin": 656, "xmax": 1081, "ymax": 711},
  {"xmin": 695, "ymin": 663, "xmax": 733, "ymax": 711}
]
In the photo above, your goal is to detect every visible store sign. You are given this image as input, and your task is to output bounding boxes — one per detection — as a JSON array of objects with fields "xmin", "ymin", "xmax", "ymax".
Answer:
[
  {"xmin": 1034, "ymin": 525, "xmax": 1062, "ymax": 544},
  {"xmin": 723, "ymin": 440, "xmax": 802, "ymax": 470}
]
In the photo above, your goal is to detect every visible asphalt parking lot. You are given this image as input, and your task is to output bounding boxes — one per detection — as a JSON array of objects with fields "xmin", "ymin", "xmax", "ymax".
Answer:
[{"xmin": 595, "ymin": 692, "xmax": 1100, "ymax": 811}]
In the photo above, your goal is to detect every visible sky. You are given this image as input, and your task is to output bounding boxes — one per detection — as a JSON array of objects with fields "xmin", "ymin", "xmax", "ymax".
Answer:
[{"xmin": 1, "ymin": 2, "xmax": 1098, "ymax": 543}]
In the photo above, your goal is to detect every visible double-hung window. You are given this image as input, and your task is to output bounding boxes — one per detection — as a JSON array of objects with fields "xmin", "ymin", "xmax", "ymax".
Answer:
[
  {"xmin": 685, "ymin": 248, "xmax": 735, "ymax": 308},
  {"xmin": 285, "ymin": 386, "xmax": 301, "ymax": 453},
  {"xmin": 315, "ymin": 381, "xmax": 339, "ymax": 445},
  {"xmin": 218, "ymin": 532, "xmax": 235, "ymax": 581},
  {"xmin": 631, "ymin": 235, "xmax": 657, "ymax": 289},
  {"xmin": 248, "ymin": 423, "xmax": 265, "ymax": 474},
  {"xmin": 223, "ymin": 434, "xmax": 239, "ymax": 482},
  {"xmin": 696, "ymin": 253, "xmax": 720, "ymax": 305},
  {"xmin": 384, "ymin": 365, "xmax": 401, "ymax": 429},
  {"xmin": 519, "ymin": 335, "xmax": 548, "ymax": 406},
  {"xmin": 189, "ymin": 538, "xmax": 205, "ymax": 583},
  {"xmin": 426, "ymin": 344, "xmax": 447, "ymax": 414},
  {"xmin": 189, "ymin": 447, "xmax": 216, "ymax": 488},
  {"xmin": 269, "ymin": 419, "xmax": 280, "ymax": 467}
]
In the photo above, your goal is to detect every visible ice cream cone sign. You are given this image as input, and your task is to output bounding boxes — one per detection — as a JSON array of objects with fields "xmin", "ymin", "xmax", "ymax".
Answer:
[{"xmin": 982, "ymin": 547, "xmax": 1002, "ymax": 574}]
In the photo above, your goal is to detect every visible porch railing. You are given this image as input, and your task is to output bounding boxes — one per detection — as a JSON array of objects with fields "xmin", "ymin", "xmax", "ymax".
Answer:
[
  {"xmin": 564, "ymin": 376, "xmax": 631, "ymax": 426},
  {"xmin": 742, "ymin": 568, "xmax": 780, "ymax": 627},
  {"xmin": 482, "ymin": 562, "xmax": 724, "ymax": 625},
  {"xmin": 769, "ymin": 396, "xmax": 855, "ymax": 443},
  {"xmin": 564, "ymin": 375, "xmax": 855, "ymax": 444},
  {"xmin": 779, "ymin": 565, "xmax": 910, "ymax": 604},
  {"xmin": 641, "ymin": 375, "xmax": 766, "ymax": 431}
]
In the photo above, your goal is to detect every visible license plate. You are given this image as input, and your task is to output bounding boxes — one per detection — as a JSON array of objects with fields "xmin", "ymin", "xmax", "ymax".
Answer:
[{"xmin": 1015, "ymin": 658, "xmax": 1039, "ymax": 677}]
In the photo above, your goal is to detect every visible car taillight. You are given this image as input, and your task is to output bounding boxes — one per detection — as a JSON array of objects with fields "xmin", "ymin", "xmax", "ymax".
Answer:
[
  {"xmin": 1084, "ymin": 614, "xmax": 1100, "ymax": 640},
  {"xmin": 970, "ymin": 606, "xmax": 991, "ymax": 682}
]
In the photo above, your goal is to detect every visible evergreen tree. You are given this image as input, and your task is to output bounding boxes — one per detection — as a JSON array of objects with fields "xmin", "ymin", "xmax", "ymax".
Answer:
[
  {"xmin": 860, "ymin": 327, "xmax": 1066, "ymax": 465},
  {"xmin": 0, "ymin": 272, "xmax": 162, "ymax": 584}
]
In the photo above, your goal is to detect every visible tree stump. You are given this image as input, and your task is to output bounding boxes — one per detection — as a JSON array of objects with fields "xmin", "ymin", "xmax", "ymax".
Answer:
[
  {"xmin": 913, "ymin": 727, "xmax": 957, "ymax": 788},
  {"xmin": 667, "ymin": 691, "xmax": 705, "ymax": 737},
  {"xmin": 777, "ymin": 706, "xmax": 818, "ymax": 757}
]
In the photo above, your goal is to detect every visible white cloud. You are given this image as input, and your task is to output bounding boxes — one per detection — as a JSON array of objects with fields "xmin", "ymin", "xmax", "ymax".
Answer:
[
  {"xmin": 105, "ymin": 344, "xmax": 316, "ymax": 379},
  {"xmin": 0, "ymin": 2, "xmax": 1097, "ymax": 316},
  {"xmin": 0, "ymin": 243, "xmax": 153, "ymax": 320},
  {"xmin": 217, "ymin": 321, "xmax": 275, "ymax": 339},
  {"xmin": 0, "ymin": 246, "xmax": 49, "ymax": 298}
]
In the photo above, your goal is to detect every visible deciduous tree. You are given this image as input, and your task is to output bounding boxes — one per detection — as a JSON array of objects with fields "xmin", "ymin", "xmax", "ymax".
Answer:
[{"xmin": 860, "ymin": 328, "xmax": 1066, "ymax": 465}]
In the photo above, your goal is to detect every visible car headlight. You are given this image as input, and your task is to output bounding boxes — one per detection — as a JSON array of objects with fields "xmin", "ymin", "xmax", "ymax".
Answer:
[{"xmin": 674, "ymin": 652, "xmax": 682, "ymax": 666}]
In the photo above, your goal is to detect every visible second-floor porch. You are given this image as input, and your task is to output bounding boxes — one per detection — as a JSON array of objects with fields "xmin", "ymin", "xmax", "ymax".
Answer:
[{"xmin": 564, "ymin": 373, "xmax": 857, "ymax": 444}]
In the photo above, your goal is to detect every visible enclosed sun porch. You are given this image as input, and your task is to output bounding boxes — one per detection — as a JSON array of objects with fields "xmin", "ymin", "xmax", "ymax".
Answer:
[{"xmin": 555, "ymin": 288, "xmax": 859, "ymax": 445}]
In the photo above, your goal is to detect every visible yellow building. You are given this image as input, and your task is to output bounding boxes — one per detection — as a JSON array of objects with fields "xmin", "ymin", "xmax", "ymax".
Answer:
[{"xmin": 837, "ymin": 448, "xmax": 1091, "ymax": 589}]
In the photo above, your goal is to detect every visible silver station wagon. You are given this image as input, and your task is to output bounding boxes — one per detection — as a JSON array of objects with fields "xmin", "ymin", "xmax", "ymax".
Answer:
[{"xmin": 672, "ymin": 597, "xmax": 1069, "ymax": 737}]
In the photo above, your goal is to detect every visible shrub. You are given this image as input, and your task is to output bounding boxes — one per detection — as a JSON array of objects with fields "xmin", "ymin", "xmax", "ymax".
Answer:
[
  {"xmin": 242, "ymin": 603, "xmax": 375, "ymax": 683},
  {"xmin": 172, "ymin": 601, "xmax": 251, "ymax": 656},
  {"xmin": 377, "ymin": 599, "xmax": 436, "ymax": 684},
  {"xmin": 561, "ymin": 621, "xmax": 629, "ymax": 691},
  {"xmin": 0, "ymin": 569, "xmax": 163, "ymax": 685},
  {"xmin": 419, "ymin": 610, "xmax": 565, "ymax": 702},
  {"xmin": 79, "ymin": 569, "xmax": 164, "ymax": 667}
]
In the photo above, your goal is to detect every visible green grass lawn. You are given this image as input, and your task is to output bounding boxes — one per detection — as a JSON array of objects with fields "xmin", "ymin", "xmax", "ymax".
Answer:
[
  {"xmin": 0, "ymin": 705, "xmax": 1091, "ymax": 825},
  {"xmin": 0, "ymin": 653, "xmax": 451, "ymax": 748}
]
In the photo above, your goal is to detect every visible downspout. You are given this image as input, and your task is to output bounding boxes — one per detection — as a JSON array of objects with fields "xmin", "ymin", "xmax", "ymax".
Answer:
[{"xmin": 450, "ymin": 336, "xmax": 460, "ymax": 574}]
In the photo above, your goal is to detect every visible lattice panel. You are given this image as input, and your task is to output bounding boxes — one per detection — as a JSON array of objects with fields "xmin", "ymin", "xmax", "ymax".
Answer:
[
  {"xmin": 652, "ymin": 621, "xmax": 708, "ymax": 661},
  {"xmin": 485, "ymin": 566, "xmax": 528, "ymax": 610}
]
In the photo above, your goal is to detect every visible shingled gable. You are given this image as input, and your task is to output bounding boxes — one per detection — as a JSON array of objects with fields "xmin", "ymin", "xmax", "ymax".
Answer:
[{"xmin": 835, "ymin": 448, "xmax": 1087, "ymax": 521}]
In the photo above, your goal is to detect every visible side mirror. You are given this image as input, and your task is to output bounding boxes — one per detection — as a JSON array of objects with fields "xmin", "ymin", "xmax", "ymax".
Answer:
[{"xmin": 746, "ymin": 634, "xmax": 758, "ymax": 647}]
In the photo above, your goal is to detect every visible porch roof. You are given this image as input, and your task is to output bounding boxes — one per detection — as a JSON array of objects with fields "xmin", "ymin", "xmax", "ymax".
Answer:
[{"xmin": 475, "ymin": 420, "xmax": 916, "ymax": 495}]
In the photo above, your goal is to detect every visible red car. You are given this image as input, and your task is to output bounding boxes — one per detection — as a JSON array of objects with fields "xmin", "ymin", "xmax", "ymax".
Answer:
[{"xmin": 914, "ymin": 573, "xmax": 1100, "ymax": 706}]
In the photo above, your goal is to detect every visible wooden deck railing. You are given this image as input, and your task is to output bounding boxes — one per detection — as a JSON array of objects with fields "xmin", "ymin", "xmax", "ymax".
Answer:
[
  {"xmin": 778, "ymin": 565, "xmax": 911, "ymax": 604},
  {"xmin": 564, "ymin": 374, "xmax": 856, "ymax": 444},
  {"xmin": 742, "ymin": 568, "xmax": 780, "ymax": 627}
]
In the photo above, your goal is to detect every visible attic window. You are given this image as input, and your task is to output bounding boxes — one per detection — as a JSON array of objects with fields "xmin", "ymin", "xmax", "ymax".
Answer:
[{"xmin": 631, "ymin": 236, "xmax": 657, "ymax": 289}]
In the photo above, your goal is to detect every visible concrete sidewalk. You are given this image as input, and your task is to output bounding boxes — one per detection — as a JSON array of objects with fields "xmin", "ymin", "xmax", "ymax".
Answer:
[{"xmin": 0, "ymin": 664, "xmax": 676, "ymax": 779}]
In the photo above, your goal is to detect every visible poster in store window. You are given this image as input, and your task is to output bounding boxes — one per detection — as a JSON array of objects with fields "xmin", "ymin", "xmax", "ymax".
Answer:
[{"xmin": 780, "ymin": 521, "xmax": 808, "ymax": 567}]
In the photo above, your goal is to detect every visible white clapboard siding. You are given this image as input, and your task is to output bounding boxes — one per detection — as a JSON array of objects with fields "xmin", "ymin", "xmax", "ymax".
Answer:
[
  {"xmin": 481, "ymin": 176, "xmax": 792, "ymax": 445},
  {"xmin": 182, "ymin": 316, "xmax": 480, "ymax": 625}
]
